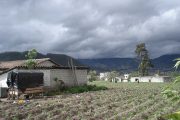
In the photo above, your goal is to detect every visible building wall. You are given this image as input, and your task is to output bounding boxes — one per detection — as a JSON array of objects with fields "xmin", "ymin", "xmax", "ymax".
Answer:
[
  {"xmin": 116, "ymin": 77, "xmax": 122, "ymax": 82},
  {"xmin": 0, "ymin": 73, "xmax": 8, "ymax": 87},
  {"xmin": 75, "ymin": 70, "xmax": 88, "ymax": 85},
  {"xmin": 124, "ymin": 74, "xmax": 130, "ymax": 80},
  {"xmin": 99, "ymin": 72, "xmax": 108, "ymax": 81},
  {"xmin": 163, "ymin": 77, "xmax": 172, "ymax": 82},
  {"xmin": 50, "ymin": 69, "xmax": 87, "ymax": 87},
  {"xmin": 0, "ymin": 68, "xmax": 88, "ymax": 88},
  {"xmin": 130, "ymin": 76, "xmax": 171, "ymax": 82}
]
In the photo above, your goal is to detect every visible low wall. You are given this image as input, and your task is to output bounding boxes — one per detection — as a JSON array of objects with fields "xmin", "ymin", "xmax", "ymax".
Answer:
[{"xmin": 130, "ymin": 76, "xmax": 171, "ymax": 82}]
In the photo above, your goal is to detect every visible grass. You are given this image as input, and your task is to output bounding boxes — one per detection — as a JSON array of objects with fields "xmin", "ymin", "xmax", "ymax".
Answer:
[{"xmin": 161, "ymin": 111, "xmax": 180, "ymax": 120}]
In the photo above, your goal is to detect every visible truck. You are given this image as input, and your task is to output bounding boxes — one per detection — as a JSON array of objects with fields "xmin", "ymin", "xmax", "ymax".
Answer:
[{"xmin": 7, "ymin": 71, "xmax": 44, "ymax": 99}]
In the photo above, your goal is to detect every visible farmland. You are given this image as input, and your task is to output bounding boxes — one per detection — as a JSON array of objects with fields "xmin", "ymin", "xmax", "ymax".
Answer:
[{"xmin": 0, "ymin": 81, "xmax": 180, "ymax": 120}]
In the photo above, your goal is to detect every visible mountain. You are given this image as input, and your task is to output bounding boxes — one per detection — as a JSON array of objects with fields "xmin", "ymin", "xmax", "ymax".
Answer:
[
  {"xmin": 79, "ymin": 54, "xmax": 180, "ymax": 72},
  {"xmin": 152, "ymin": 54, "xmax": 180, "ymax": 71},
  {"xmin": 0, "ymin": 51, "xmax": 179, "ymax": 72},
  {"xmin": 0, "ymin": 51, "xmax": 83, "ymax": 66},
  {"xmin": 46, "ymin": 53, "xmax": 82, "ymax": 66},
  {"xmin": 79, "ymin": 58, "xmax": 138, "ymax": 72}
]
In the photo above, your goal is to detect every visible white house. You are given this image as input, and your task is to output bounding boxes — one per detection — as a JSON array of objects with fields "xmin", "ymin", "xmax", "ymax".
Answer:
[
  {"xmin": 124, "ymin": 74, "xmax": 130, "ymax": 80},
  {"xmin": 99, "ymin": 72, "xmax": 130, "ymax": 82},
  {"xmin": 0, "ymin": 58, "xmax": 88, "ymax": 88},
  {"xmin": 99, "ymin": 72, "xmax": 108, "ymax": 81},
  {"xmin": 118, "ymin": 74, "xmax": 130, "ymax": 82},
  {"xmin": 130, "ymin": 75, "xmax": 172, "ymax": 83}
]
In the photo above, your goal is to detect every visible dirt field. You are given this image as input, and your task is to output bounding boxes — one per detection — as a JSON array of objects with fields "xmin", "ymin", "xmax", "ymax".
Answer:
[{"xmin": 0, "ymin": 81, "xmax": 180, "ymax": 120}]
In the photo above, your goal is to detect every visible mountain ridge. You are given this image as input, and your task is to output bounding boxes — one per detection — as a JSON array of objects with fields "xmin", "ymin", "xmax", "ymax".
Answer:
[
  {"xmin": 79, "ymin": 54, "xmax": 180, "ymax": 72},
  {"xmin": 0, "ymin": 51, "xmax": 82, "ymax": 66},
  {"xmin": 0, "ymin": 51, "xmax": 179, "ymax": 72}
]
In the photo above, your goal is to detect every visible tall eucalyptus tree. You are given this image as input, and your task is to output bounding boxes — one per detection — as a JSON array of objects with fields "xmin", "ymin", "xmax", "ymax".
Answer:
[{"xmin": 135, "ymin": 43, "xmax": 153, "ymax": 76}]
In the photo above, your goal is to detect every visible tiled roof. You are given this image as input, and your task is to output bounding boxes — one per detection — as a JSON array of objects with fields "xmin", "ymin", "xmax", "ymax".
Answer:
[
  {"xmin": 0, "ymin": 58, "xmax": 88, "ymax": 75},
  {"xmin": 0, "ymin": 58, "xmax": 59, "ymax": 69}
]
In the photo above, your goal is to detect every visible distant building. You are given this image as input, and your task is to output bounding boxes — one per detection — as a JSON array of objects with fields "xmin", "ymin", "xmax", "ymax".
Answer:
[
  {"xmin": 130, "ymin": 74, "xmax": 172, "ymax": 83},
  {"xmin": 124, "ymin": 74, "xmax": 130, "ymax": 80},
  {"xmin": 119, "ymin": 74, "xmax": 130, "ymax": 82},
  {"xmin": 99, "ymin": 72, "xmax": 130, "ymax": 82},
  {"xmin": 99, "ymin": 72, "xmax": 108, "ymax": 81}
]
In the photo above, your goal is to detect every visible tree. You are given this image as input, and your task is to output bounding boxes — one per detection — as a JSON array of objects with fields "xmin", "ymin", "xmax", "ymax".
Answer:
[
  {"xmin": 135, "ymin": 43, "xmax": 153, "ymax": 76},
  {"xmin": 88, "ymin": 70, "xmax": 98, "ymax": 82},
  {"xmin": 107, "ymin": 71, "xmax": 119, "ymax": 82},
  {"xmin": 161, "ymin": 58, "xmax": 180, "ymax": 120},
  {"xmin": 130, "ymin": 71, "xmax": 139, "ymax": 77},
  {"xmin": 174, "ymin": 58, "xmax": 180, "ymax": 69},
  {"xmin": 162, "ymin": 58, "xmax": 180, "ymax": 99},
  {"xmin": 174, "ymin": 58, "xmax": 180, "ymax": 84},
  {"xmin": 25, "ymin": 49, "xmax": 38, "ymax": 69}
]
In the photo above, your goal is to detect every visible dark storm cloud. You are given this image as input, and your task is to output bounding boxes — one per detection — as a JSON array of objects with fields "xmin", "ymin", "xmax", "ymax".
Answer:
[{"xmin": 0, "ymin": 0, "xmax": 180, "ymax": 58}]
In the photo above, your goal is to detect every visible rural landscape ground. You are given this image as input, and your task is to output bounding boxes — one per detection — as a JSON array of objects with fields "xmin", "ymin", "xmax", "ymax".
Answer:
[{"xmin": 0, "ymin": 81, "xmax": 180, "ymax": 120}]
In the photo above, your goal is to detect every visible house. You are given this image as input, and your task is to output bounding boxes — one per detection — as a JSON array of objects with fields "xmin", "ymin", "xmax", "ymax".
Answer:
[
  {"xmin": 117, "ymin": 74, "xmax": 130, "ymax": 82},
  {"xmin": 124, "ymin": 74, "xmax": 130, "ymax": 80},
  {"xmin": 99, "ymin": 72, "xmax": 108, "ymax": 81},
  {"xmin": 130, "ymin": 74, "xmax": 172, "ymax": 83},
  {"xmin": 99, "ymin": 72, "xmax": 130, "ymax": 82},
  {"xmin": 0, "ymin": 58, "xmax": 88, "ymax": 88}
]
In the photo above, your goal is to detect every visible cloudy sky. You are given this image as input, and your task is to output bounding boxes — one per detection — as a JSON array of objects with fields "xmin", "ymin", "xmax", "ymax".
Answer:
[{"xmin": 0, "ymin": 0, "xmax": 180, "ymax": 58}]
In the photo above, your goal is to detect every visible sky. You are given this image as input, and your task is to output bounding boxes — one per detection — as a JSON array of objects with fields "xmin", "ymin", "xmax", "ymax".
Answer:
[{"xmin": 0, "ymin": 0, "xmax": 180, "ymax": 58}]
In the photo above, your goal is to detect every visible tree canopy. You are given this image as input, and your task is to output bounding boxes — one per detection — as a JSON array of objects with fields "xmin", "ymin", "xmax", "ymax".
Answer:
[
  {"xmin": 135, "ymin": 43, "xmax": 153, "ymax": 76},
  {"xmin": 25, "ymin": 49, "xmax": 38, "ymax": 69},
  {"xmin": 88, "ymin": 70, "xmax": 98, "ymax": 82},
  {"xmin": 107, "ymin": 71, "xmax": 119, "ymax": 82}
]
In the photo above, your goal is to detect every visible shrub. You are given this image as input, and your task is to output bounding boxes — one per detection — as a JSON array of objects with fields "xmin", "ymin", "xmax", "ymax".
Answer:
[
  {"xmin": 160, "ymin": 111, "xmax": 180, "ymax": 120},
  {"xmin": 64, "ymin": 85, "xmax": 108, "ymax": 94},
  {"xmin": 44, "ymin": 85, "xmax": 107, "ymax": 95}
]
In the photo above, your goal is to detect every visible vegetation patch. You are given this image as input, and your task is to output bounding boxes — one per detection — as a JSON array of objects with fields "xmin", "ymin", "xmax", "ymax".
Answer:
[
  {"xmin": 63, "ymin": 85, "xmax": 108, "ymax": 94},
  {"xmin": 44, "ymin": 84, "xmax": 108, "ymax": 96},
  {"xmin": 160, "ymin": 111, "xmax": 180, "ymax": 120}
]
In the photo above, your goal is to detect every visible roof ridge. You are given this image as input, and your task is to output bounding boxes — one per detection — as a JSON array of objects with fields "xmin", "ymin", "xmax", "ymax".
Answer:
[
  {"xmin": 0, "ymin": 58, "xmax": 51, "ymax": 63},
  {"xmin": 0, "ymin": 58, "xmax": 61, "ymax": 71}
]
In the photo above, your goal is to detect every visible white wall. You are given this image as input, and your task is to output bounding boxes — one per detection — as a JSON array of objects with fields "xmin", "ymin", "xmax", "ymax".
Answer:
[
  {"xmin": 124, "ymin": 74, "xmax": 130, "ymax": 80},
  {"xmin": 0, "ymin": 73, "xmax": 8, "ymax": 87},
  {"xmin": 116, "ymin": 77, "xmax": 122, "ymax": 82},
  {"xmin": 99, "ymin": 72, "xmax": 108, "ymax": 81},
  {"xmin": 130, "ymin": 76, "xmax": 171, "ymax": 83}
]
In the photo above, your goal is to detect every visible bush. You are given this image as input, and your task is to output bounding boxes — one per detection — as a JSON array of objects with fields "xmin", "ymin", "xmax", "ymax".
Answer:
[
  {"xmin": 64, "ymin": 85, "xmax": 108, "ymax": 94},
  {"xmin": 160, "ymin": 111, "xmax": 180, "ymax": 120},
  {"xmin": 44, "ymin": 85, "xmax": 108, "ymax": 96}
]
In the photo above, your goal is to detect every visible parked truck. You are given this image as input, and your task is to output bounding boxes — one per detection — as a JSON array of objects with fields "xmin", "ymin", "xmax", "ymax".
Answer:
[{"xmin": 7, "ymin": 71, "xmax": 44, "ymax": 99}]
